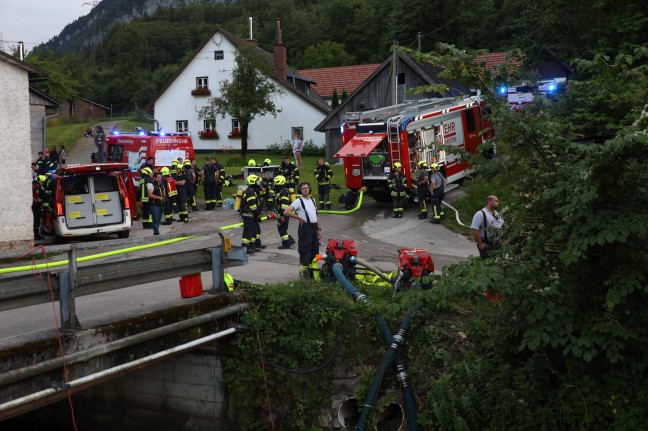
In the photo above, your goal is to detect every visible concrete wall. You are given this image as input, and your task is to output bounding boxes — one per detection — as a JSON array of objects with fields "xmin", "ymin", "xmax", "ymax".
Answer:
[
  {"xmin": 84, "ymin": 350, "xmax": 227, "ymax": 428},
  {"xmin": 155, "ymin": 35, "xmax": 326, "ymax": 152},
  {"xmin": 30, "ymin": 104, "xmax": 45, "ymax": 159},
  {"xmin": 0, "ymin": 60, "xmax": 34, "ymax": 250}
]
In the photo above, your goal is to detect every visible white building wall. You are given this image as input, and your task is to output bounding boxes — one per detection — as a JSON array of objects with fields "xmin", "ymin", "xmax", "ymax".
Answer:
[
  {"xmin": 155, "ymin": 36, "xmax": 326, "ymax": 152},
  {"xmin": 0, "ymin": 61, "xmax": 33, "ymax": 250}
]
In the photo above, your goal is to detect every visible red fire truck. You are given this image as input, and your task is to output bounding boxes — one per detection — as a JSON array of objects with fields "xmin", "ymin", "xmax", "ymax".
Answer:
[{"xmin": 335, "ymin": 95, "xmax": 495, "ymax": 200}]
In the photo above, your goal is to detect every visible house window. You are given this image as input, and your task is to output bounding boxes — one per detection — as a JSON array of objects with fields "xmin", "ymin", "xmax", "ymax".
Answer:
[
  {"xmin": 231, "ymin": 118, "xmax": 240, "ymax": 132},
  {"xmin": 214, "ymin": 50, "xmax": 224, "ymax": 60},
  {"xmin": 397, "ymin": 72, "xmax": 405, "ymax": 85},
  {"xmin": 176, "ymin": 121, "xmax": 188, "ymax": 133},
  {"xmin": 196, "ymin": 77, "xmax": 208, "ymax": 89},
  {"xmin": 204, "ymin": 120, "xmax": 216, "ymax": 131}
]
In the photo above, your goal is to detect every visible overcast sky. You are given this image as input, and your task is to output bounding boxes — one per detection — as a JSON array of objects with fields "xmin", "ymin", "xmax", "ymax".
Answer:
[{"xmin": 0, "ymin": 0, "xmax": 91, "ymax": 53}]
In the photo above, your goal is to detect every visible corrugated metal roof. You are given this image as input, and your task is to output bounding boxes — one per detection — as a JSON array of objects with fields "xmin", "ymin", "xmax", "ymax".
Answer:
[{"xmin": 298, "ymin": 64, "xmax": 381, "ymax": 98}]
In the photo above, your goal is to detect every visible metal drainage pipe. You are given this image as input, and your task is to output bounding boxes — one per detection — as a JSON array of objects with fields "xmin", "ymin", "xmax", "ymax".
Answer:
[
  {"xmin": 0, "ymin": 303, "xmax": 247, "ymax": 387},
  {"xmin": 0, "ymin": 327, "xmax": 238, "ymax": 415},
  {"xmin": 338, "ymin": 398, "xmax": 404, "ymax": 431},
  {"xmin": 338, "ymin": 396, "xmax": 360, "ymax": 429}
]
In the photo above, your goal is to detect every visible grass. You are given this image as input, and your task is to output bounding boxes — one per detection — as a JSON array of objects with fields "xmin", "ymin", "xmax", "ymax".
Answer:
[{"xmin": 194, "ymin": 154, "xmax": 347, "ymax": 204}]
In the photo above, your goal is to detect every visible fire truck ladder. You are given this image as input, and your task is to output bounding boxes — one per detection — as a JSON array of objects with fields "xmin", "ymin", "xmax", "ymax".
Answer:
[{"xmin": 386, "ymin": 116, "xmax": 404, "ymax": 166}]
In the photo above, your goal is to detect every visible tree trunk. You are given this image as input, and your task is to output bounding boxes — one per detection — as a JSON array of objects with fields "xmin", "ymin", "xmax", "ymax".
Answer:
[{"xmin": 240, "ymin": 122, "xmax": 249, "ymax": 159}]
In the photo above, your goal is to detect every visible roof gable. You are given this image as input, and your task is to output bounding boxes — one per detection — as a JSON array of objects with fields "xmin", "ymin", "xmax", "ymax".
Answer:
[
  {"xmin": 298, "ymin": 64, "xmax": 380, "ymax": 98},
  {"xmin": 0, "ymin": 50, "xmax": 46, "ymax": 79},
  {"xmin": 150, "ymin": 25, "xmax": 329, "ymax": 113}
]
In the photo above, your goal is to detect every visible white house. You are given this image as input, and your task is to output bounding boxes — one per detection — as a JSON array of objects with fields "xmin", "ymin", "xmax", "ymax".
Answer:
[
  {"xmin": 152, "ymin": 20, "xmax": 330, "ymax": 152},
  {"xmin": 0, "ymin": 50, "xmax": 46, "ymax": 250}
]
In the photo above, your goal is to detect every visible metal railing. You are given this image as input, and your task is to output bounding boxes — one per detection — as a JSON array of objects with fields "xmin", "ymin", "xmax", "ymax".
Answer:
[{"xmin": 0, "ymin": 232, "xmax": 247, "ymax": 329}]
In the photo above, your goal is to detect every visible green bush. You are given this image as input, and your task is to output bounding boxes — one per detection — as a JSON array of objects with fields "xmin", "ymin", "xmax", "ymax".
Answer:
[{"xmin": 266, "ymin": 139, "xmax": 325, "ymax": 157}]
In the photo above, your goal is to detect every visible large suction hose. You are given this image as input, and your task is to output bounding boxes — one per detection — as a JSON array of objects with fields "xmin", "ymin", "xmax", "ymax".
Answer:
[{"xmin": 332, "ymin": 263, "xmax": 418, "ymax": 431}]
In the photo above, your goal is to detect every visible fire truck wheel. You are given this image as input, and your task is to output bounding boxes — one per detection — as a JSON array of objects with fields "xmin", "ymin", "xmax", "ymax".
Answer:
[{"xmin": 117, "ymin": 230, "xmax": 130, "ymax": 239}]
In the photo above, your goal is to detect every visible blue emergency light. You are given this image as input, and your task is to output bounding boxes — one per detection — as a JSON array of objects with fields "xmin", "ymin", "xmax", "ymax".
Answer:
[
  {"xmin": 547, "ymin": 83, "xmax": 557, "ymax": 93},
  {"xmin": 499, "ymin": 86, "xmax": 507, "ymax": 95}
]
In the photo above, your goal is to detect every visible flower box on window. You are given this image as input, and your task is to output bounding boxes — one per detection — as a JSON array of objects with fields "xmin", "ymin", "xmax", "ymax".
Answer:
[
  {"xmin": 228, "ymin": 128, "xmax": 241, "ymax": 139},
  {"xmin": 198, "ymin": 130, "xmax": 219, "ymax": 139},
  {"xmin": 191, "ymin": 87, "xmax": 211, "ymax": 96}
]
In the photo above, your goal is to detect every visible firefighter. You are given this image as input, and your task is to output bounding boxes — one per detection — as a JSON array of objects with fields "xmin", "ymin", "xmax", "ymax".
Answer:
[
  {"xmin": 313, "ymin": 158, "xmax": 333, "ymax": 210},
  {"xmin": 259, "ymin": 170, "xmax": 275, "ymax": 212},
  {"xmin": 147, "ymin": 171, "xmax": 167, "ymax": 236},
  {"xmin": 240, "ymin": 174, "xmax": 263, "ymax": 254},
  {"xmin": 160, "ymin": 167, "xmax": 177, "ymax": 225},
  {"xmin": 429, "ymin": 163, "xmax": 447, "ymax": 224},
  {"xmin": 417, "ymin": 160, "xmax": 429, "ymax": 220},
  {"xmin": 173, "ymin": 164, "xmax": 189, "ymax": 222},
  {"xmin": 274, "ymin": 175, "xmax": 296, "ymax": 249},
  {"xmin": 280, "ymin": 156, "xmax": 299, "ymax": 192},
  {"xmin": 191, "ymin": 158, "xmax": 201, "ymax": 199},
  {"xmin": 139, "ymin": 167, "xmax": 153, "ymax": 229},
  {"xmin": 388, "ymin": 162, "xmax": 407, "ymax": 218},
  {"xmin": 184, "ymin": 159, "xmax": 198, "ymax": 212},
  {"xmin": 35, "ymin": 175, "xmax": 54, "ymax": 239},
  {"xmin": 35, "ymin": 151, "xmax": 55, "ymax": 175},
  {"xmin": 212, "ymin": 157, "xmax": 226, "ymax": 207},
  {"xmin": 32, "ymin": 174, "xmax": 43, "ymax": 240},
  {"xmin": 202, "ymin": 156, "xmax": 217, "ymax": 210}
]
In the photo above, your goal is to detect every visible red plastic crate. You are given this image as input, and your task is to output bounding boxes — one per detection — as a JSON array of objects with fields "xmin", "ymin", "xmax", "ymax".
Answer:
[{"xmin": 179, "ymin": 274, "xmax": 203, "ymax": 298}]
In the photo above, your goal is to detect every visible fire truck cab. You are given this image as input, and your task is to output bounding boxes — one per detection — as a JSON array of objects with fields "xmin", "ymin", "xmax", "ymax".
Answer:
[{"xmin": 335, "ymin": 95, "xmax": 494, "ymax": 200}]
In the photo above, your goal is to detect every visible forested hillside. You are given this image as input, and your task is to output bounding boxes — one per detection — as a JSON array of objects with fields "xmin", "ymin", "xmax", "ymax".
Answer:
[{"xmin": 27, "ymin": 0, "xmax": 647, "ymax": 108}]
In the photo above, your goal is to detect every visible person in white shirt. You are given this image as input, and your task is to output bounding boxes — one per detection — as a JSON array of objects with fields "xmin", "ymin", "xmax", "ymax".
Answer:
[
  {"xmin": 283, "ymin": 181, "xmax": 322, "ymax": 278},
  {"xmin": 292, "ymin": 133, "xmax": 304, "ymax": 168},
  {"xmin": 470, "ymin": 195, "xmax": 504, "ymax": 258}
]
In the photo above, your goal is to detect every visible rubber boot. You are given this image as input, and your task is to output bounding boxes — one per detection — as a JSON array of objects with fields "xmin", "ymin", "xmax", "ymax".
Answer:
[
  {"xmin": 288, "ymin": 235, "xmax": 296, "ymax": 246},
  {"xmin": 299, "ymin": 265, "xmax": 311, "ymax": 280}
]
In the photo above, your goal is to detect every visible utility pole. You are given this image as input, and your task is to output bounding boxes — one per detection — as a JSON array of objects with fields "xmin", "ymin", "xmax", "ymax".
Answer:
[
  {"xmin": 417, "ymin": 32, "xmax": 421, "ymax": 52},
  {"xmin": 392, "ymin": 40, "xmax": 399, "ymax": 105}
]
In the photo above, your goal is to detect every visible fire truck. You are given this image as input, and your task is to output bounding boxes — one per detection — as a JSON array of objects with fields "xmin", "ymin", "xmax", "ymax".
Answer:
[{"xmin": 335, "ymin": 95, "xmax": 495, "ymax": 200}]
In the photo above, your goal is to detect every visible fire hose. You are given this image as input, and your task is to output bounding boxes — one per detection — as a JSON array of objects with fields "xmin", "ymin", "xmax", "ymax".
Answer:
[
  {"xmin": 441, "ymin": 200, "xmax": 468, "ymax": 227},
  {"xmin": 355, "ymin": 257, "xmax": 392, "ymax": 285},
  {"xmin": 332, "ymin": 263, "xmax": 419, "ymax": 431},
  {"xmin": 318, "ymin": 188, "xmax": 365, "ymax": 215}
]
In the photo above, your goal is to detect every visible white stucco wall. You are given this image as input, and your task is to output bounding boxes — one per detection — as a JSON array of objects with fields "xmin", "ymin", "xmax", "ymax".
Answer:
[
  {"xmin": 0, "ymin": 60, "xmax": 33, "ymax": 250},
  {"xmin": 155, "ymin": 35, "xmax": 326, "ymax": 152}
]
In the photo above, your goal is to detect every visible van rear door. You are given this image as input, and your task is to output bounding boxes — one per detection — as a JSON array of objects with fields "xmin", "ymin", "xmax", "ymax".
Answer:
[{"xmin": 63, "ymin": 175, "xmax": 124, "ymax": 228}]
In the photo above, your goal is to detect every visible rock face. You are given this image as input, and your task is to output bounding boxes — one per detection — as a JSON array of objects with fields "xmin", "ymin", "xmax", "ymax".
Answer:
[{"xmin": 43, "ymin": 0, "xmax": 218, "ymax": 54}]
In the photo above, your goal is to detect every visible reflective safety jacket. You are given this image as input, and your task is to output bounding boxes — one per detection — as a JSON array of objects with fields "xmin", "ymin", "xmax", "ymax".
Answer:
[
  {"xmin": 140, "ymin": 174, "xmax": 152, "ymax": 203},
  {"xmin": 163, "ymin": 175, "xmax": 177, "ymax": 197},
  {"xmin": 241, "ymin": 186, "xmax": 260, "ymax": 216},
  {"xmin": 276, "ymin": 186, "xmax": 291, "ymax": 212},
  {"xmin": 314, "ymin": 163, "xmax": 333, "ymax": 185},
  {"xmin": 280, "ymin": 162, "xmax": 299, "ymax": 184},
  {"xmin": 388, "ymin": 172, "xmax": 407, "ymax": 197}
]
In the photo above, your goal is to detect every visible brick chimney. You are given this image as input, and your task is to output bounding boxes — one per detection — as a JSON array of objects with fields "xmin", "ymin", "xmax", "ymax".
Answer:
[{"xmin": 273, "ymin": 18, "xmax": 287, "ymax": 80}]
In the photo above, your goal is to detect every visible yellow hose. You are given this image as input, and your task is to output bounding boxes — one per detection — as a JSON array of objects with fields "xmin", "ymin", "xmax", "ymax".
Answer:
[
  {"xmin": 0, "ymin": 236, "xmax": 194, "ymax": 275},
  {"xmin": 319, "ymin": 189, "xmax": 365, "ymax": 214}
]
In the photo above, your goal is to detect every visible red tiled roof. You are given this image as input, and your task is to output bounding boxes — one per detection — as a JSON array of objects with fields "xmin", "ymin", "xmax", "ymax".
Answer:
[
  {"xmin": 474, "ymin": 52, "xmax": 523, "ymax": 75},
  {"xmin": 298, "ymin": 64, "xmax": 381, "ymax": 98}
]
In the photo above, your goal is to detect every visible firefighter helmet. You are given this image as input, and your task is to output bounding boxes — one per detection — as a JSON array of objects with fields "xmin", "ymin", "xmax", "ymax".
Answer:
[
  {"xmin": 274, "ymin": 175, "xmax": 286, "ymax": 186},
  {"xmin": 37, "ymin": 175, "xmax": 47, "ymax": 182},
  {"xmin": 175, "ymin": 164, "xmax": 183, "ymax": 171},
  {"xmin": 183, "ymin": 160, "xmax": 191, "ymax": 166},
  {"xmin": 171, "ymin": 160, "xmax": 178, "ymax": 167},
  {"xmin": 418, "ymin": 160, "xmax": 428, "ymax": 169},
  {"xmin": 393, "ymin": 162, "xmax": 402, "ymax": 169},
  {"xmin": 248, "ymin": 159, "xmax": 256, "ymax": 167},
  {"xmin": 263, "ymin": 158, "xmax": 272, "ymax": 166},
  {"xmin": 431, "ymin": 163, "xmax": 440, "ymax": 171},
  {"xmin": 160, "ymin": 167, "xmax": 170, "ymax": 176},
  {"xmin": 246, "ymin": 174, "xmax": 259, "ymax": 186},
  {"xmin": 141, "ymin": 167, "xmax": 152, "ymax": 176}
]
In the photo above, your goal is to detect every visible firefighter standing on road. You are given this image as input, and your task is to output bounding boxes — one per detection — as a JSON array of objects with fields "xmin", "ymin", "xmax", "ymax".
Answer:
[
  {"xmin": 388, "ymin": 162, "xmax": 407, "ymax": 218},
  {"xmin": 429, "ymin": 163, "xmax": 447, "ymax": 224},
  {"xmin": 184, "ymin": 160, "xmax": 198, "ymax": 212},
  {"xmin": 314, "ymin": 158, "xmax": 333, "ymax": 210},
  {"xmin": 202, "ymin": 156, "xmax": 217, "ymax": 210},
  {"xmin": 160, "ymin": 167, "xmax": 177, "ymax": 225},
  {"xmin": 274, "ymin": 175, "xmax": 296, "ymax": 249},
  {"xmin": 240, "ymin": 174, "xmax": 264, "ymax": 254},
  {"xmin": 139, "ymin": 167, "xmax": 153, "ymax": 229},
  {"xmin": 212, "ymin": 157, "xmax": 226, "ymax": 207},
  {"xmin": 173, "ymin": 164, "xmax": 189, "ymax": 222},
  {"xmin": 417, "ymin": 161, "xmax": 430, "ymax": 220}
]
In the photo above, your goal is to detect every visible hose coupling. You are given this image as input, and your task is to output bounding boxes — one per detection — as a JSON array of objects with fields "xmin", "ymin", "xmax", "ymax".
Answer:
[
  {"xmin": 353, "ymin": 291, "xmax": 369, "ymax": 304},
  {"xmin": 391, "ymin": 333, "xmax": 405, "ymax": 349}
]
